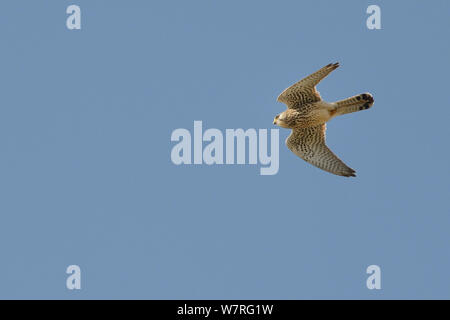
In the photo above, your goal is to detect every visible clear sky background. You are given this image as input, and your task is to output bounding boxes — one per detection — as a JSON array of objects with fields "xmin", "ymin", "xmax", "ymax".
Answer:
[{"xmin": 0, "ymin": 0, "xmax": 449, "ymax": 299}]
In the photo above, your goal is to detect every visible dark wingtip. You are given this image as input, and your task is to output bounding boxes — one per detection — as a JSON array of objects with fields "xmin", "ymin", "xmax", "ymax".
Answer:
[
  {"xmin": 327, "ymin": 62, "xmax": 340, "ymax": 69},
  {"xmin": 344, "ymin": 169, "xmax": 356, "ymax": 177}
]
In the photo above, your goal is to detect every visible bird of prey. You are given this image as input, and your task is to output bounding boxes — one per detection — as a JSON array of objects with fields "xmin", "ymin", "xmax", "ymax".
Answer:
[{"xmin": 273, "ymin": 62, "xmax": 374, "ymax": 177}]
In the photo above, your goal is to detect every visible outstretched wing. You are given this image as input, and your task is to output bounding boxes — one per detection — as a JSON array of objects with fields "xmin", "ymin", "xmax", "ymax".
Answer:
[
  {"xmin": 277, "ymin": 62, "xmax": 339, "ymax": 109},
  {"xmin": 286, "ymin": 123, "xmax": 356, "ymax": 177}
]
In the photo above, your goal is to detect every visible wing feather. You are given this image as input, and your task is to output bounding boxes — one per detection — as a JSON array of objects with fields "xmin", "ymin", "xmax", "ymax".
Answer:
[
  {"xmin": 277, "ymin": 62, "xmax": 339, "ymax": 109},
  {"xmin": 286, "ymin": 123, "xmax": 356, "ymax": 177}
]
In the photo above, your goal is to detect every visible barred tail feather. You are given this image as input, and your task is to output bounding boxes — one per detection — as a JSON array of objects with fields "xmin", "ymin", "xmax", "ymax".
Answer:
[{"xmin": 335, "ymin": 93, "xmax": 374, "ymax": 116}]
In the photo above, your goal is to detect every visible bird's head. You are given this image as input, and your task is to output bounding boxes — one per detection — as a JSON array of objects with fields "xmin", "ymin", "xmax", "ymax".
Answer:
[{"xmin": 273, "ymin": 111, "xmax": 291, "ymax": 128}]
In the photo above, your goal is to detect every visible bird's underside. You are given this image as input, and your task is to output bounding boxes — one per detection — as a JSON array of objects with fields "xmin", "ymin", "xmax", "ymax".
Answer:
[{"xmin": 276, "ymin": 62, "xmax": 374, "ymax": 177}]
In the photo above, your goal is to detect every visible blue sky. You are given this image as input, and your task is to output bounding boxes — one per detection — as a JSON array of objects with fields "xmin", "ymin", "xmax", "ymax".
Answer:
[{"xmin": 0, "ymin": 0, "xmax": 449, "ymax": 299}]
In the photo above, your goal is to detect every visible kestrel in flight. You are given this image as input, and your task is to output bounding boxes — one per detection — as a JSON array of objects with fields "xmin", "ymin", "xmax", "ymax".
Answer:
[{"xmin": 274, "ymin": 62, "xmax": 374, "ymax": 177}]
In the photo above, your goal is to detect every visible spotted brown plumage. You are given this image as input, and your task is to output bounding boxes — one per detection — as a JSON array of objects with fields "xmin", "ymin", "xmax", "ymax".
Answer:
[
  {"xmin": 277, "ymin": 62, "xmax": 339, "ymax": 108},
  {"xmin": 274, "ymin": 62, "xmax": 374, "ymax": 177},
  {"xmin": 286, "ymin": 124, "xmax": 356, "ymax": 177}
]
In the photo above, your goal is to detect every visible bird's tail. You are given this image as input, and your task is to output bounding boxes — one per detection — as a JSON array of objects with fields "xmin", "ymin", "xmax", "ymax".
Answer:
[{"xmin": 334, "ymin": 93, "xmax": 374, "ymax": 116}]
